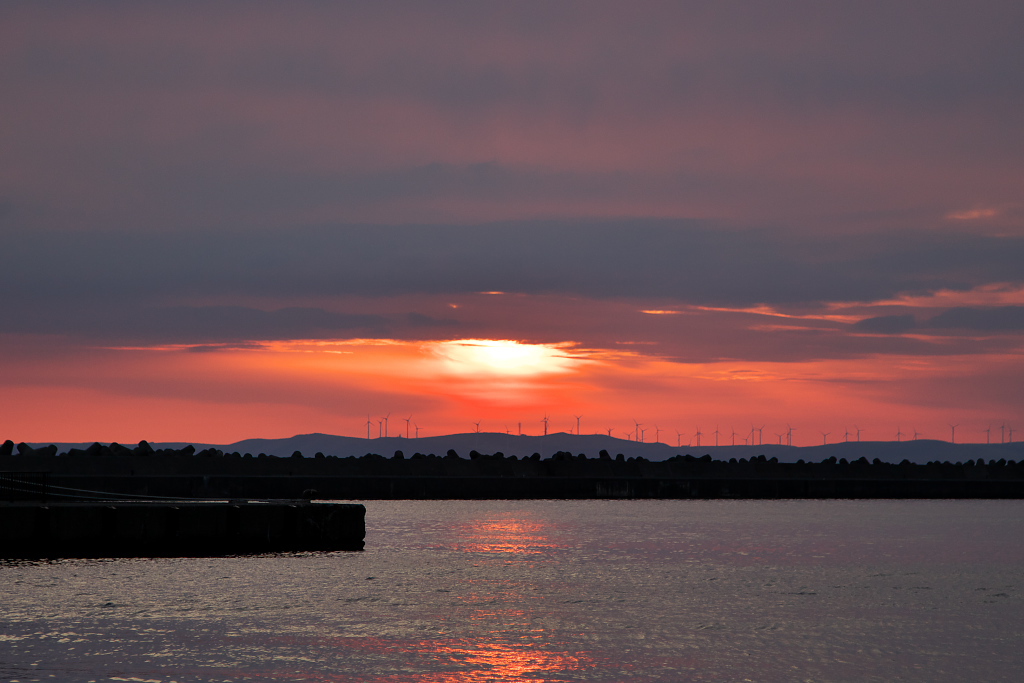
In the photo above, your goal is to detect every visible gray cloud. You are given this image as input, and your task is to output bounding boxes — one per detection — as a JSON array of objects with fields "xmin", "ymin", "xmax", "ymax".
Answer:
[
  {"xmin": 405, "ymin": 312, "xmax": 459, "ymax": 328},
  {"xmin": 926, "ymin": 306, "xmax": 1024, "ymax": 331},
  {"xmin": 848, "ymin": 306, "xmax": 1024, "ymax": 339},
  {"xmin": 2, "ymin": 221, "xmax": 1021, "ymax": 303},
  {"xmin": 6, "ymin": 3, "xmax": 1022, "ymax": 113},
  {"xmin": 852, "ymin": 314, "xmax": 917, "ymax": 334},
  {"xmin": 128, "ymin": 306, "xmax": 387, "ymax": 344},
  {"xmin": 0, "ymin": 300, "xmax": 463, "ymax": 345},
  {"xmin": 1, "ymin": 3, "xmax": 1022, "ymax": 234}
]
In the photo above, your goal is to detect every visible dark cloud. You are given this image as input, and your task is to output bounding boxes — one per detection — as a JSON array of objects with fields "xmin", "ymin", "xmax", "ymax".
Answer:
[
  {"xmin": 926, "ymin": 306, "xmax": 1024, "ymax": 331},
  {"xmin": 6, "ymin": 220, "xmax": 1024, "ymax": 296},
  {"xmin": 0, "ymin": 301, "xmax": 459, "ymax": 345},
  {"xmin": 2, "ymin": 221, "xmax": 1022, "ymax": 304},
  {"xmin": 852, "ymin": 315, "xmax": 917, "ymax": 334},
  {"xmin": 128, "ymin": 306, "xmax": 387, "ymax": 344},
  {"xmin": 1, "ymin": 220, "xmax": 1022, "ymax": 346},
  {"xmin": 405, "ymin": 312, "xmax": 459, "ymax": 328}
]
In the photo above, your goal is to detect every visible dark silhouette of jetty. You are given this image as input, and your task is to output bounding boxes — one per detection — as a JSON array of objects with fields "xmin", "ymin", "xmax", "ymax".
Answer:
[
  {"xmin": 0, "ymin": 498, "xmax": 365, "ymax": 558},
  {"xmin": 1, "ymin": 441, "xmax": 366, "ymax": 557}
]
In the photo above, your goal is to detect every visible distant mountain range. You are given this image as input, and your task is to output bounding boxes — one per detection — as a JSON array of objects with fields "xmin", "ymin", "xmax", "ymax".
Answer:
[{"xmin": 29, "ymin": 432, "xmax": 1024, "ymax": 465}]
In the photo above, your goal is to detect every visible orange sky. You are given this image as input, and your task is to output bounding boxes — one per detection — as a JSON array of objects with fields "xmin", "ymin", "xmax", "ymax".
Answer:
[
  {"xmin": 2, "ymin": 328, "xmax": 1019, "ymax": 446},
  {"xmin": 1, "ymin": 4, "xmax": 1022, "ymax": 447}
]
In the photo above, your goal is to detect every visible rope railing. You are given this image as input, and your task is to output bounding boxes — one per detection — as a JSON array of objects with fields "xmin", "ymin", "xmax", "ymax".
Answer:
[
  {"xmin": 0, "ymin": 472, "xmax": 48, "ymax": 502},
  {"xmin": 13, "ymin": 479, "xmax": 212, "ymax": 501},
  {"xmin": 2, "ymin": 483, "xmax": 142, "ymax": 502},
  {"xmin": 0, "ymin": 473, "xmax": 308, "ymax": 504}
]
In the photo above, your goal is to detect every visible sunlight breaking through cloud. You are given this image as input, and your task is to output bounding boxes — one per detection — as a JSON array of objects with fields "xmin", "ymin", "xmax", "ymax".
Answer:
[{"xmin": 429, "ymin": 339, "xmax": 582, "ymax": 378}]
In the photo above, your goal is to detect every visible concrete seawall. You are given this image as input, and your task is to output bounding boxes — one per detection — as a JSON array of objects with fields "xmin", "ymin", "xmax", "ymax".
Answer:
[
  {"xmin": 0, "ymin": 501, "xmax": 365, "ymax": 558},
  {"xmin": 13, "ymin": 473, "xmax": 1024, "ymax": 500}
]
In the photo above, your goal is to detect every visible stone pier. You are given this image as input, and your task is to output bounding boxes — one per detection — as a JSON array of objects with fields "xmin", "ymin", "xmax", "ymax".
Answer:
[{"xmin": 0, "ymin": 501, "xmax": 365, "ymax": 557}]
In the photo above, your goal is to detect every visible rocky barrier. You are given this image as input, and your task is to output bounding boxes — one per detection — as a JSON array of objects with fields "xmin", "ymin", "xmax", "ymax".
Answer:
[{"xmin": 2, "ymin": 440, "xmax": 1023, "ymax": 500}]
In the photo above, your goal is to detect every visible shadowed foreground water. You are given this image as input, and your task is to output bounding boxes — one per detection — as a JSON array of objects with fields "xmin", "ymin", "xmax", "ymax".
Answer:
[{"xmin": 1, "ymin": 500, "xmax": 1022, "ymax": 681}]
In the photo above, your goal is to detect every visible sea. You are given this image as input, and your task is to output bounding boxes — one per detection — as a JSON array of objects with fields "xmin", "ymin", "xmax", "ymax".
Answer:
[{"xmin": 1, "ymin": 500, "xmax": 1022, "ymax": 682}]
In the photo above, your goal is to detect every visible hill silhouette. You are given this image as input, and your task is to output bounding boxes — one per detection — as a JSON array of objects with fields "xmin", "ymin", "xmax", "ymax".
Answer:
[
  {"xmin": 225, "ymin": 432, "xmax": 1024, "ymax": 465},
  {"xmin": 20, "ymin": 432, "xmax": 1024, "ymax": 465}
]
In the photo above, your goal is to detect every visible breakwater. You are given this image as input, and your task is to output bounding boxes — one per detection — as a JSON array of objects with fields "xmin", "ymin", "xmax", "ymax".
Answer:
[
  {"xmin": 3, "ymin": 440, "xmax": 1024, "ymax": 499},
  {"xmin": 0, "ymin": 500, "xmax": 365, "ymax": 557}
]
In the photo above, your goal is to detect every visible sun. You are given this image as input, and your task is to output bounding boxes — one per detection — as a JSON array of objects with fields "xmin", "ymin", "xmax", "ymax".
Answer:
[{"xmin": 430, "ymin": 339, "xmax": 579, "ymax": 378}]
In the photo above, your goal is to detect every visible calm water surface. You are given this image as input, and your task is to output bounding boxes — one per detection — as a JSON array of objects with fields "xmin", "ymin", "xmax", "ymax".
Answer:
[{"xmin": 1, "ymin": 500, "xmax": 1022, "ymax": 682}]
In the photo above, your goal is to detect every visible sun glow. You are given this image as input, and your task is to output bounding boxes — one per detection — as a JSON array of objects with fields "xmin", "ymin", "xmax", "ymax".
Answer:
[{"xmin": 430, "ymin": 339, "xmax": 581, "ymax": 378}]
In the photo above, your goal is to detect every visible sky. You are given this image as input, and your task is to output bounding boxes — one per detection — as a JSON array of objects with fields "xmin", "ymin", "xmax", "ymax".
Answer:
[{"xmin": 1, "ymin": 1, "xmax": 1022, "ymax": 446}]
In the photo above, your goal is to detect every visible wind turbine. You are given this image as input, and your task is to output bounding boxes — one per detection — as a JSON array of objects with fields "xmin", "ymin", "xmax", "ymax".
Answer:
[
  {"xmin": 757, "ymin": 425, "xmax": 765, "ymax": 446},
  {"xmin": 518, "ymin": 422, "xmax": 522, "ymax": 435},
  {"xmin": 366, "ymin": 416, "xmax": 373, "ymax": 440},
  {"xmin": 640, "ymin": 427, "xmax": 647, "ymax": 443},
  {"xmin": 775, "ymin": 432, "xmax": 785, "ymax": 445},
  {"xmin": 713, "ymin": 426, "xmax": 720, "ymax": 447},
  {"xmin": 1001, "ymin": 424, "xmax": 1006, "ymax": 443},
  {"xmin": 377, "ymin": 419, "xmax": 383, "ymax": 439},
  {"xmin": 949, "ymin": 423, "xmax": 958, "ymax": 444},
  {"xmin": 414, "ymin": 423, "xmax": 421, "ymax": 438},
  {"xmin": 854, "ymin": 425, "xmax": 863, "ymax": 442},
  {"xmin": 607, "ymin": 427, "xmax": 614, "ymax": 437},
  {"xmin": 382, "ymin": 413, "xmax": 391, "ymax": 438},
  {"xmin": 1009, "ymin": 426, "xmax": 1015, "ymax": 443},
  {"xmin": 633, "ymin": 419, "xmax": 643, "ymax": 442},
  {"xmin": 984, "ymin": 426, "xmax": 991, "ymax": 444},
  {"xmin": 654, "ymin": 425, "xmax": 661, "ymax": 443},
  {"xmin": 896, "ymin": 427, "xmax": 903, "ymax": 443},
  {"xmin": 821, "ymin": 431, "xmax": 830, "ymax": 445},
  {"xmin": 786, "ymin": 424, "xmax": 796, "ymax": 447},
  {"xmin": 574, "ymin": 415, "xmax": 583, "ymax": 436},
  {"xmin": 730, "ymin": 427, "xmax": 738, "ymax": 446},
  {"xmin": 404, "ymin": 416, "xmax": 412, "ymax": 439},
  {"xmin": 542, "ymin": 415, "xmax": 549, "ymax": 436},
  {"xmin": 843, "ymin": 428, "xmax": 850, "ymax": 443},
  {"xmin": 676, "ymin": 430, "xmax": 683, "ymax": 448},
  {"xmin": 473, "ymin": 421, "xmax": 481, "ymax": 433},
  {"xmin": 912, "ymin": 428, "xmax": 921, "ymax": 441},
  {"xmin": 695, "ymin": 427, "xmax": 702, "ymax": 447}
]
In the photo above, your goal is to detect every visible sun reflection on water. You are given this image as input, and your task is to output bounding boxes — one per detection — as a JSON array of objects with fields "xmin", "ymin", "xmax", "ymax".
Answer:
[
  {"xmin": 282, "ymin": 635, "xmax": 594, "ymax": 682},
  {"xmin": 418, "ymin": 639, "xmax": 589, "ymax": 682},
  {"xmin": 449, "ymin": 516, "xmax": 564, "ymax": 555}
]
